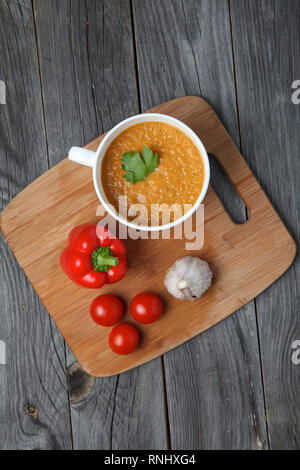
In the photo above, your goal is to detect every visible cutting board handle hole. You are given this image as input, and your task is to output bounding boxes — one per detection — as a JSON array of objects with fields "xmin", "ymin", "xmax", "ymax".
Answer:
[{"xmin": 208, "ymin": 153, "xmax": 247, "ymax": 224}]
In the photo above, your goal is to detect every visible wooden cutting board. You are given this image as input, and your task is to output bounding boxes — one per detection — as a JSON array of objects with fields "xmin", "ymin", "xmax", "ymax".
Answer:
[{"xmin": 0, "ymin": 97, "xmax": 296, "ymax": 377}]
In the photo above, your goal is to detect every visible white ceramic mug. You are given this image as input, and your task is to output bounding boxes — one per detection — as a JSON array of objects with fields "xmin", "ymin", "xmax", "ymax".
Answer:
[{"xmin": 68, "ymin": 113, "xmax": 210, "ymax": 231}]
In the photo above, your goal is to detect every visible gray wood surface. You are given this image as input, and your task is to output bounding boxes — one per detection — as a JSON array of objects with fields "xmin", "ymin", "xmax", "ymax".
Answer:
[
  {"xmin": 0, "ymin": 0, "xmax": 71, "ymax": 449},
  {"xmin": 0, "ymin": 0, "xmax": 299, "ymax": 450},
  {"xmin": 230, "ymin": 0, "xmax": 300, "ymax": 449}
]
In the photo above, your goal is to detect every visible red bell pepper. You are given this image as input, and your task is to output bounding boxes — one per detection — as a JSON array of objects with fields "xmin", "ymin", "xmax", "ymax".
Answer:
[{"xmin": 60, "ymin": 224, "xmax": 127, "ymax": 288}]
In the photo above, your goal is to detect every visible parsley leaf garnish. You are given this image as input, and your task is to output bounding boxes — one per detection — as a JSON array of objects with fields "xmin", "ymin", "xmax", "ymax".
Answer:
[
  {"xmin": 121, "ymin": 146, "xmax": 159, "ymax": 184},
  {"xmin": 142, "ymin": 146, "xmax": 159, "ymax": 174}
]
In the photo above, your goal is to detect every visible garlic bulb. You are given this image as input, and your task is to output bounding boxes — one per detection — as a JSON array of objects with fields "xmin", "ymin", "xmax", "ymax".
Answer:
[{"xmin": 164, "ymin": 256, "xmax": 212, "ymax": 301}]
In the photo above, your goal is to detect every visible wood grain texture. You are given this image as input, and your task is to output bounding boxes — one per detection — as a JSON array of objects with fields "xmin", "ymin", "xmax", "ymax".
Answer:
[
  {"xmin": 230, "ymin": 0, "xmax": 300, "ymax": 449},
  {"xmin": 32, "ymin": 0, "xmax": 167, "ymax": 450},
  {"xmin": 132, "ymin": 0, "xmax": 270, "ymax": 450},
  {"xmin": 0, "ymin": 0, "xmax": 71, "ymax": 449},
  {"xmin": 1, "ymin": 96, "xmax": 295, "ymax": 377}
]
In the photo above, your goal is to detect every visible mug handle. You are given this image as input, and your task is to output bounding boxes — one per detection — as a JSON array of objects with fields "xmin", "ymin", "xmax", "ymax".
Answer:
[{"xmin": 68, "ymin": 146, "xmax": 97, "ymax": 168}]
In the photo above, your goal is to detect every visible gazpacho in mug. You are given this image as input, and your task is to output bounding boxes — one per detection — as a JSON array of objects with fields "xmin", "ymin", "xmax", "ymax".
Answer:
[{"xmin": 101, "ymin": 121, "xmax": 205, "ymax": 223}]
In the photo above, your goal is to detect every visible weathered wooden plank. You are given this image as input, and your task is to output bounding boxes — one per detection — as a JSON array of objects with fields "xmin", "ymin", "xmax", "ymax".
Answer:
[
  {"xmin": 230, "ymin": 0, "xmax": 300, "ymax": 449},
  {"xmin": 0, "ymin": 0, "xmax": 71, "ymax": 449},
  {"xmin": 33, "ymin": 0, "xmax": 167, "ymax": 449},
  {"xmin": 133, "ymin": 0, "xmax": 268, "ymax": 449}
]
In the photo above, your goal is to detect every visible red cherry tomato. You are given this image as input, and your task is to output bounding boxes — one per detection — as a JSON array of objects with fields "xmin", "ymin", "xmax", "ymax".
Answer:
[
  {"xmin": 130, "ymin": 293, "xmax": 163, "ymax": 324},
  {"xmin": 90, "ymin": 294, "xmax": 124, "ymax": 327},
  {"xmin": 109, "ymin": 323, "xmax": 139, "ymax": 355}
]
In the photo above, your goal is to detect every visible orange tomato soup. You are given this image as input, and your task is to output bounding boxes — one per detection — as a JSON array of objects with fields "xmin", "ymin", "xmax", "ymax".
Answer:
[{"xmin": 101, "ymin": 121, "xmax": 205, "ymax": 223}]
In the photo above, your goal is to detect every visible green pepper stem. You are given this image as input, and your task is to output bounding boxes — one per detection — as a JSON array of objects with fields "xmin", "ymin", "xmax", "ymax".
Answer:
[{"xmin": 91, "ymin": 247, "xmax": 119, "ymax": 272}]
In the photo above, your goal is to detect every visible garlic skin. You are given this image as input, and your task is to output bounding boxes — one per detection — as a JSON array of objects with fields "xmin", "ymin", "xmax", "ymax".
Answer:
[{"xmin": 164, "ymin": 256, "xmax": 212, "ymax": 301}]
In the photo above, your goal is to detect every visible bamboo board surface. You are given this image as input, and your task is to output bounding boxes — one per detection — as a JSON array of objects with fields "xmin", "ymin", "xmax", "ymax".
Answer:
[{"xmin": 0, "ymin": 97, "xmax": 296, "ymax": 377}]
